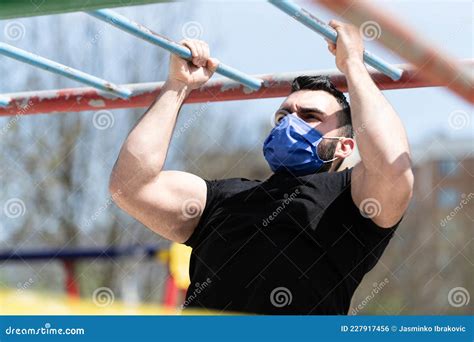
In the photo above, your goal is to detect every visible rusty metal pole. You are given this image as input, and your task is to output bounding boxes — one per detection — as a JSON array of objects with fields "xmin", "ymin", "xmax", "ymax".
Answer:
[{"xmin": 0, "ymin": 60, "xmax": 472, "ymax": 116}]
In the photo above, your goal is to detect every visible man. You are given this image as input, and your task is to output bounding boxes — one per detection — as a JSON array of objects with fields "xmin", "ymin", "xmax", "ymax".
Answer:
[{"xmin": 109, "ymin": 20, "xmax": 413, "ymax": 314}]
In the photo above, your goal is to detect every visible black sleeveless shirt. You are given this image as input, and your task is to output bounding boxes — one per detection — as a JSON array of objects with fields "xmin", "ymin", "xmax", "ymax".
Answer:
[{"xmin": 184, "ymin": 168, "xmax": 399, "ymax": 314}]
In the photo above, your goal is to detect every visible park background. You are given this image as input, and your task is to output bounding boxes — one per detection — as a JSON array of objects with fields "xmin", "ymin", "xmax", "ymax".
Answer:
[{"xmin": 0, "ymin": 0, "xmax": 472, "ymax": 315}]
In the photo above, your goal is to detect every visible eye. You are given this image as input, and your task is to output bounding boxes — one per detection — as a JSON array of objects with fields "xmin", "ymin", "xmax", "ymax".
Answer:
[{"xmin": 274, "ymin": 110, "xmax": 289, "ymax": 125}]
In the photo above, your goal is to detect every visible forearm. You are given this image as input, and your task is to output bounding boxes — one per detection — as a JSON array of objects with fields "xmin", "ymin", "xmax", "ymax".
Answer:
[
  {"xmin": 111, "ymin": 80, "xmax": 190, "ymax": 188},
  {"xmin": 345, "ymin": 59, "xmax": 411, "ymax": 175}
]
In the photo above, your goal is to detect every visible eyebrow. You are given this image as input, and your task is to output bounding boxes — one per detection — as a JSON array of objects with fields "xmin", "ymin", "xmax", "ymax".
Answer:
[{"xmin": 279, "ymin": 105, "xmax": 328, "ymax": 117}]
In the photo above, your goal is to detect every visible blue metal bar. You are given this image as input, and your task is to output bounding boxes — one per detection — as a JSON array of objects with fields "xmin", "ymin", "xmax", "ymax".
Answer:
[
  {"xmin": 87, "ymin": 9, "xmax": 263, "ymax": 90},
  {"xmin": 268, "ymin": 0, "xmax": 403, "ymax": 81},
  {"xmin": 0, "ymin": 42, "xmax": 132, "ymax": 98},
  {"xmin": 0, "ymin": 95, "xmax": 11, "ymax": 107}
]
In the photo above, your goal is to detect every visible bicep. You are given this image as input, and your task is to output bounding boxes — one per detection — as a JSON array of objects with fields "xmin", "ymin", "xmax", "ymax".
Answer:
[
  {"xmin": 351, "ymin": 163, "xmax": 411, "ymax": 228},
  {"xmin": 118, "ymin": 170, "xmax": 207, "ymax": 243}
]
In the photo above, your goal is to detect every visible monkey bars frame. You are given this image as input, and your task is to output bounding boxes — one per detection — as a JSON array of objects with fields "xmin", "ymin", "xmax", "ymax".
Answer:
[
  {"xmin": 0, "ymin": 60, "xmax": 472, "ymax": 116},
  {"xmin": 0, "ymin": 0, "xmax": 472, "ymax": 115}
]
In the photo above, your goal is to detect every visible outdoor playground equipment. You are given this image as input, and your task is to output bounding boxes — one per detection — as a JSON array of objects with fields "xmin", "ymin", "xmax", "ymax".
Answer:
[
  {"xmin": 0, "ymin": 0, "xmax": 471, "ymax": 116},
  {"xmin": 0, "ymin": 0, "xmax": 472, "ymax": 312},
  {"xmin": 0, "ymin": 243, "xmax": 192, "ymax": 313}
]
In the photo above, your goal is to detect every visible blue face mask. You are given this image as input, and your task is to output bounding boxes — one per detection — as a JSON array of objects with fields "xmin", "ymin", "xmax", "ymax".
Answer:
[{"xmin": 263, "ymin": 114, "xmax": 342, "ymax": 176}]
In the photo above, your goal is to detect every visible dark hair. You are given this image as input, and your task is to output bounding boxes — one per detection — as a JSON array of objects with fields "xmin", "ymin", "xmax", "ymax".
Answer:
[{"xmin": 291, "ymin": 75, "xmax": 352, "ymax": 137}]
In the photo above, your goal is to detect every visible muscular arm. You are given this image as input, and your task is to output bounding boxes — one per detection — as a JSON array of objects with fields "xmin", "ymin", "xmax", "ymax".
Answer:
[
  {"xmin": 109, "ymin": 40, "xmax": 218, "ymax": 242},
  {"xmin": 328, "ymin": 21, "xmax": 414, "ymax": 227}
]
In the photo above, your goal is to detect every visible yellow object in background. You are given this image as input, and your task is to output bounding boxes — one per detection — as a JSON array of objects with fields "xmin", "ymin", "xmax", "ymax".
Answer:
[{"xmin": 168, "ymin": 243, "xmax": 192, "ymax": 290}]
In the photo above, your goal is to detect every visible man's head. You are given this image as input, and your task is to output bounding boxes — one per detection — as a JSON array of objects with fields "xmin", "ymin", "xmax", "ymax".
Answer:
[{"xmin": 272, "ymin": 75, "xmax": 355, "ymax": 172}]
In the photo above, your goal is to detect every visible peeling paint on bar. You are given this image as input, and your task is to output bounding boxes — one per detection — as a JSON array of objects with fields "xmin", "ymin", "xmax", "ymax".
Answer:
[
  {"xmin": 0, "ymin": 61, "xmax": 472, "ymax": 116},
  {"xmin": 0, "ymin": 96, "xmax": 11, "ymax": 107}
]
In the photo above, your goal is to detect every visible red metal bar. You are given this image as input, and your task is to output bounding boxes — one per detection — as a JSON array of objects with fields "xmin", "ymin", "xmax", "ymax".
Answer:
[
  {"xmin": 163, "ymin": 276, "xmax": 180, "ymax": 308},
  {"xmin": 63, "ymin": 260, "xmax": 80, "ymax": 299},
  {"xmin": 315, "ymin": 0, "xmax": 473, "ymax": 104},
  {"xmin": 0, "ymin": 60, "xmax": 472, "ymax": 116}
]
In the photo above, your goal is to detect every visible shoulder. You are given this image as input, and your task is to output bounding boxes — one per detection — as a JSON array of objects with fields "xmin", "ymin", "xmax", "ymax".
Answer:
[{"xmin": 202, "ymin": 177, "xmax": 262, "ymax": 205}]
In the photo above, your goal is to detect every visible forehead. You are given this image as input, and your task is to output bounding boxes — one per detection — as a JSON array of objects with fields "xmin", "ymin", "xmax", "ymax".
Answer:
[{"xmin": 280, "ymin": 90, "xmax": 342, "ymax": 114}]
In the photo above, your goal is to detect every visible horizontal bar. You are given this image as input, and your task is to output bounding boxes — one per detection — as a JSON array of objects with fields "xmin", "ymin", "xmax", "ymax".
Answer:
[
  {"xmin": 268, "ymin": 0, "xmax": 403, "ymax": 81},
  {"xmin": 0, "ymin": 42, "xmax": 132, "ymax": 99},
  {"xmin": 0, "ymin": 244, "xmax": 160, "ymax": 261},
  {"xmin": 0, "ymin": 60, "xmax": 471, "ymax": 116},
  {"xmin": 87, "ymin": 9, "xmax": 263, "ymax": 91},
  {"xmin": 316, "ymin": 0, "xmax": 473, "ymax": 104},
  {"xmin": 0, "ymin": 0, "xmax": 168, "ymax": 19},
  {"xmin": 0, "ymin": 95, "xmax": 11, "ymax": 107}
]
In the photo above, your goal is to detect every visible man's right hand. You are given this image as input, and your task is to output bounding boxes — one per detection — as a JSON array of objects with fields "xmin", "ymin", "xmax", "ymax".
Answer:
[{"xmin": 167, "ymin": 39, "xmax": 219, "ymax": 90}]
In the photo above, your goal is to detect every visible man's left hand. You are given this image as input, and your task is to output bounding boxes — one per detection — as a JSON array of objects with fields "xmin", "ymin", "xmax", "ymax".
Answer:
[{"xmin": 326, "ymin": 20, "xmax": 364, "ymax": 74}]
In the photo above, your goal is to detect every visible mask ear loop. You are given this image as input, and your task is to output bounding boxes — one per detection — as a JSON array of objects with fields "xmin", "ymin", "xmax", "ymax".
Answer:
[{"xmin": 319, "ymin": 137, "xmax": 345, "ymax": 163}]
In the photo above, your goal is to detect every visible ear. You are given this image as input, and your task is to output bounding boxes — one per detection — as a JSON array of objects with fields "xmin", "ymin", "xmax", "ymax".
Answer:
[
  {"xmin": 336, "ymin": 138, "xmax": 360, "ymax": 171},
  {"xmin": 334, "ymin": 137, "xmax": 355, "ymax": 159}
]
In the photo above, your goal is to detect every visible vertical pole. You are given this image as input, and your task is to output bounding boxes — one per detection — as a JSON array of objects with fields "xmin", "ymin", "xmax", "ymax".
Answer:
[{"xmin": 63, "ymin": 260, "xmax": 80, "ymax": 298}]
